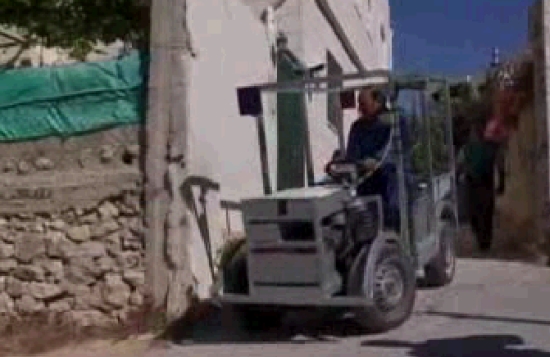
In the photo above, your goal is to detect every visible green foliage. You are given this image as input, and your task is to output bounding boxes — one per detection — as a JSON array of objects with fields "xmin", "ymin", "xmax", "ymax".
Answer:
[
  {"xmin": 431, "ymin": 78, "xmax": 494, "ymax": 152},
  {"xmin": 411, "ymin": 139, "xmax": 429, "ymax": 178},
  {"xmin": 0, "ymin": 0, "xmax": 149, "ymax": 59},
  {"xmin": 411, "ymin": 115, "xmax": 451, "ymax": 178}
]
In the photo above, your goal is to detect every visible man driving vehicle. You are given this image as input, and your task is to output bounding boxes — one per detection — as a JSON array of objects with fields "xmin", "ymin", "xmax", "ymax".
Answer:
[{"xmin": 345, "ymin": 86, "xmax": 412, "ymax": 231}]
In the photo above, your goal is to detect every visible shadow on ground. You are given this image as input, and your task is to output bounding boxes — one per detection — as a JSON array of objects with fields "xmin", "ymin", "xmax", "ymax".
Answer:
[
  {"xmin": 422, "ymin": 311, "xmax": 550, "ymax": 327},
  {"xmin": 165, "ymin": 306, "xmax": 369, "ymax": 345},
  {"xmin": 362, "ymin": 334, "xmax": 550, "ymax": 357}
]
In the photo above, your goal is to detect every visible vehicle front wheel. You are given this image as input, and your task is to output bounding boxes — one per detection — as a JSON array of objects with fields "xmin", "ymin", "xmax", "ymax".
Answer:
[{"xmin": 347, "ymin": 233, "xmax": 416, "ymax": 333}]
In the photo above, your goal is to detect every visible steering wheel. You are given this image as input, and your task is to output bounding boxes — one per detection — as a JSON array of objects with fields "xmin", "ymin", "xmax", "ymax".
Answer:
[
  {"xmin": 325, "ymin": 159, "xmax": 380, "ymax": 185},
  {"xmin": 359, "ymin": 159, "xmax": 383, "ymax": 178},
  {"xmin": 326, "ymin": 122, "xmax": 395, "ymax": 184}
]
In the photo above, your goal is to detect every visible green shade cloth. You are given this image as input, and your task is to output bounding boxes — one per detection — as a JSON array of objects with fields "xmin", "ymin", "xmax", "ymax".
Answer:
[{"xmin": 0, "ymin": 51, "xmax": 148, "ymax": 142}]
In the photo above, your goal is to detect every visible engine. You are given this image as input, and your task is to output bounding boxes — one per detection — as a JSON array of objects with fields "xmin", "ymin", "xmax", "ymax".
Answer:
[
  {"xmin": 321, "ymin": 195, "xmax": 383, "ymax": 269},
  {"xmin": 346, "ymin": 196, "xmax": 382, "ymax": 244}
]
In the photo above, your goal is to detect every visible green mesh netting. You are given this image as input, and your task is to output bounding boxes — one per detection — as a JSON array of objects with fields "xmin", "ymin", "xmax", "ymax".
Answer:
[{"xmin": 0, "ymin": 51, "xmax": 148, "ymax": 142}]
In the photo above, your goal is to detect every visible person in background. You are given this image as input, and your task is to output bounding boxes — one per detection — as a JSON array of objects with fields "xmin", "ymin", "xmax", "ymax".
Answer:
[{"xmin": 457, "ymin": 121, "xmax": 499, "ymax": 252}]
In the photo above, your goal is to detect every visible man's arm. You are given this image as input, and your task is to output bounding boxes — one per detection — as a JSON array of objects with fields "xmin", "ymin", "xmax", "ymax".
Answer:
[
  {"xmin": 345, "ymin": 122, "xmax": 360, "ymax": 161},
  {"xmin": 372, "ymin": 123, "xmax": 392, "ymax": 162}
]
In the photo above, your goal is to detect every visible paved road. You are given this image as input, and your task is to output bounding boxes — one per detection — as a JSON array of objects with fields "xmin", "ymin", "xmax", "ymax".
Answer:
[{"xmin": 160, "ymin": 258, "xmax": 550, "ymax": 357}]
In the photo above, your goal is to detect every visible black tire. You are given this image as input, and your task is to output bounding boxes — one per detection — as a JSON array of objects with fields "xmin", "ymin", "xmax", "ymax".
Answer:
[
  {"xmin": 347, "ymin": 233, "xmax": 416, "ymax": 333},
  {"xmin": 222, "ymin": 244, "xmax": 283, "ymax": 331},
  {"xmin": 424, "ymin": 221, "xmax": 457, "ymax": 287},
  {"xmin": 222, "ymin": 241, "xmax": 248, "ymax": 295}
]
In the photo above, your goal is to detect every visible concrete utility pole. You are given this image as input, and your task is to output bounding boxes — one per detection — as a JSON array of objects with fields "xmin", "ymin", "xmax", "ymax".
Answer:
[{"xmin": 145, "ymin": 0, "xmax": 195, "ymax": 323}]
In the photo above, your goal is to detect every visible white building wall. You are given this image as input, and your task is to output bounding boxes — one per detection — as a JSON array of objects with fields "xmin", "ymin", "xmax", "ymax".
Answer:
[
  {"xmin": 301, "ymin": 1, "xmax": 356, "ymax": 180},
  {"xmin": 187, "ymin": 0, "xmax": 273, "ymax": 297},
  {"xmin": 276, "ymin": 0, "xmax": 304, "ymax": 58},
  {"xmin": 324, "ymin": 0, "xmax": 387, "ymax": 69},
  {"xmin": 353, "ymin": 0, "xmax": 392, "ymax": 69},
  {"xmin": 275, "ymin": 0, "xmax": 391, "ymax": 180}
]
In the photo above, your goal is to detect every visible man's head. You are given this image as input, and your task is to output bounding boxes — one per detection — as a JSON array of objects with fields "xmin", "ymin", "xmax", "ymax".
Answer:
[{"xmin": 357, "ymin": 86, "xmax": 384, "ymax": 119}]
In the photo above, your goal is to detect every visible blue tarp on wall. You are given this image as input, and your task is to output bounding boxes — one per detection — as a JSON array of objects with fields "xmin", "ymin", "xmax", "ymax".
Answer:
[{"xmin": 0, "ymin": 51, "xmax": 148, "ymax": 142}]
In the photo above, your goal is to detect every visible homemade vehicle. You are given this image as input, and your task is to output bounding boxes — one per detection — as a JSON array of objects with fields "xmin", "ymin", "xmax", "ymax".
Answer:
[{"xmin": 220, "ymin": 70, "xmax": 458, "ymax": 333}]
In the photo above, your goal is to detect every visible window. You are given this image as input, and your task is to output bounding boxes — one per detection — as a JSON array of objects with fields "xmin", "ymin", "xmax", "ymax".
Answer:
[{"xmin": 326, "ymin": 51, "xmax": 343, "ymax": 131}]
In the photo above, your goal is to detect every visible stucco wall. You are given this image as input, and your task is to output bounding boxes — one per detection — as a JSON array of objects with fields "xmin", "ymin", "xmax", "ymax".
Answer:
[
  {"xmin": 324, "ymin": 0, "xmax": 391, "ymax": 69},
  {"xmin": 278, "ymin": 0, "xmax": 391, "ymax": 179},
  {"xmin": 497, "ymin": 102, "xmax": 537, "ymax": 241},
  {"xmin": 494, "ymin": 0, "xmax": 550, "ymax": 259},
  {"xmin": 301, "ymin": 1, "xmax": 363, "ymax": 179},
  {"xmin": 529, "ymin": 0, "xmax": 550, "ymax": 254},
  {"xmin": 186, "ymin": 0, "xmax": 273, "ymax": 297}
]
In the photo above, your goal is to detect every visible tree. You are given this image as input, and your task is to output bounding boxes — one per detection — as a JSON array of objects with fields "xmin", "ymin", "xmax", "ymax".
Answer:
[
  {"xmin": 431, "ymin": 80, "xmax": 488, "ymax": 152},
  {"xmin": 0, "ymin": 0, "xmax": 150, "ymax": 60}
]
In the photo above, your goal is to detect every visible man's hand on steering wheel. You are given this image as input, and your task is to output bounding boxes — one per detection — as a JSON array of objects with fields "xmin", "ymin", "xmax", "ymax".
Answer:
[
  {"xmin": 359, "ymin": 158, "xmax": 379, "ymax": 172},
  {"xmin": 325, "ymin": 150, "xmax": 346, "ymax": 177}
]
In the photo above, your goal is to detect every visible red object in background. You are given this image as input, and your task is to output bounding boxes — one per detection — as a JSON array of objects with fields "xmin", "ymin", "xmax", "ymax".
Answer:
[
  {"xmin": 484, "ymin": 87, "xmax": 525, "ymax": 142},
  {"xmin": 484, "ymin": 116, "xmax": 510, "ymax": 143},
  {"xmin": 497, "ymin": 87, "xmax": 524, "ymax": 128}
]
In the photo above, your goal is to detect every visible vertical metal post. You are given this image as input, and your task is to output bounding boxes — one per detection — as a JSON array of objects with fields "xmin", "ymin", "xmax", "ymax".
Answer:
[
  {"xmin": 443, "ymin": 80, "xmax": 459, "ymax": 221},
  {"xmin": 337, "ymin": 114, "xmax": 346, "ymax": 155},
  {"xmin": 392, "ymin": 105, "xmax": 411, "ymax": 257},
  {"xmin": 301, "ymin": 69, "xmax": 315, "ymax": 186},
  {"xmin": 421, "ymin": 90, "xmax": 435, "ymax": 234},
  {"xmin": 256, "ymin": 115, "xmax": 273, "ymax": 194},
  {"xmin": 421, "ymin": 91, "xmax": 435, "ymax": 185},
  {"xmin": 302, "ymin": 98, "xmax": 315, "ymax": 186}
]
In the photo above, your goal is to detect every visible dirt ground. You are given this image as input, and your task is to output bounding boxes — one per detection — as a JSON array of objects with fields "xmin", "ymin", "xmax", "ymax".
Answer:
[
  {"xmin": 1, "ymin": 335, "xmax": 162, "ymax": 357},
  {"xmin": 457, "ymin": 203, "xmax": 547, "ymax": 265}
]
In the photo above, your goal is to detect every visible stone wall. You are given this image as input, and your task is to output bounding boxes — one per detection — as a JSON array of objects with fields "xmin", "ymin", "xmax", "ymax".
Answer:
[
  {"xmin": 530, "ymin": 0, "xmax": 550, "ymax": 256},
  {"xmin": 0, "ymin": 192, "xmax": 144, "ymax": 327},
  {"xmin": 0, "ymin": 127, "xmax": 145, "ymax": 328}
]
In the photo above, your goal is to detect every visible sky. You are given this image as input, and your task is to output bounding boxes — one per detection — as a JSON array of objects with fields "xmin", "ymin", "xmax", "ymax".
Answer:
[{"xmin": 390, "ymin": 0, "xmax": 535, "ymax": 77}]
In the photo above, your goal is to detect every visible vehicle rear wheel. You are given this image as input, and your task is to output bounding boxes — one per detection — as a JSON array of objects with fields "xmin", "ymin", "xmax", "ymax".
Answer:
[
  {"xmin": 424, "ymin": 221, "xmax": 457, "ymax": 287},
  {"xmin": 222, "ymin": 243, "xmax": 283, "ymax": 331},
  {"xmin": 347, "ymin": 233, "xmax": 416, "ymax": 333}
]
